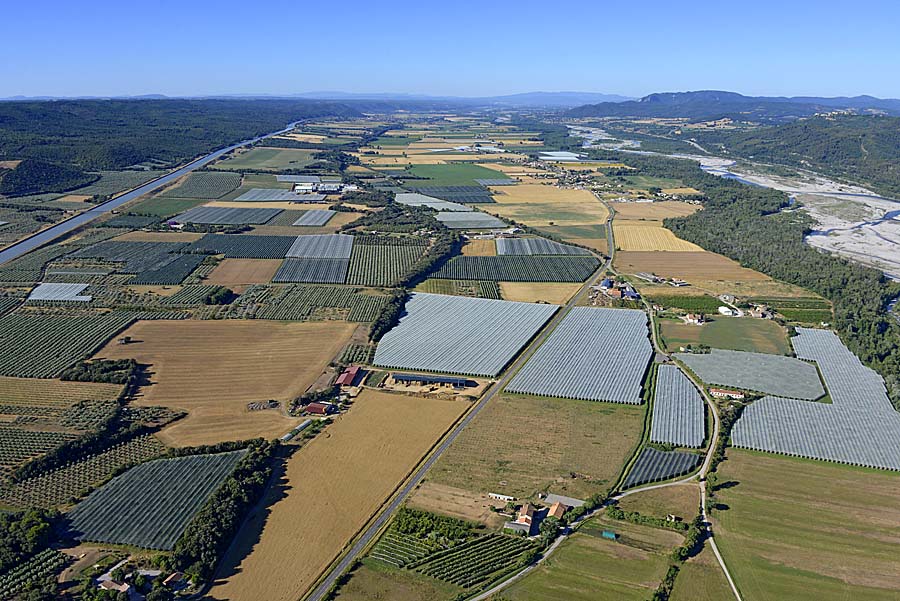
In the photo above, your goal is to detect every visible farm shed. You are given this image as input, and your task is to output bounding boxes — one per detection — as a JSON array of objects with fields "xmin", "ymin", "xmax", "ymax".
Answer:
[
  {"xmin": 305, "ymin": 402, "xmax": 337, "ymax": 415},
  {"xmin": 389, "ymin": 373, "xmax": 474, "ymax": 388},
  {"xmin": 676, "ymin": 349, "xmax": 825, "ymax": 400},
  {"xmin": 506, "ymin": 307, "xmax": 652, "ymax": 403},
  {"xmin": 373, "ymin": 293, "xmax": 558, "ymax": 377},
  {"xmin": 336, "ymin": 366, "xmax": 364, "ymax": 386},
  {"xmin": 650, "ymin": 365, "xmax": 705, "ymax": 448}
]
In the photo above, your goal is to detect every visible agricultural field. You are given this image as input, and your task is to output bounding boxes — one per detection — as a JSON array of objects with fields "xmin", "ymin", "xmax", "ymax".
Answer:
[
  {"xmin": 488, "ymin": 184, "xmax": 609, "ymax": 250},
  {"xmin": 209, "ymin": 391, "xmax": 469, "ymax": 601},
  {"xmin": 676, "ymin": 349, "xmax": 825, "ymax": 400},
  {"xmin": 203, "ymin": 284, "xmax": 388, "ymax": 321},
  {"xmin": 0, "ymin": 549, "xmax": 68, "ymax": 600},
  {"xmin": 650, "ymin": 365, "xmax": 705, "ymax": 448},
  {"xmin": 609, "ymin": 201, "xmax": 699, "ymax": 221},
  {"xmin": 0, "ymin": 311, "xmax": 139, "ymax": 378},
  {"xmin": 660, "ymin": 315, "xmax": 791, "ymax": 355},
  {"xmin": 714, "ymin": 450, "xmax": 900, "ymax": 601},
  {"xmin": 461, "ymin": 239, "xmax": 496, "ymax": 256},
  {"xmin": 204, "ymin": 258, "xmax": 282, "ymax": 288},
  {"xmin": 616, "ymin": 483, "xmax": 699, "ymax": 520},
  {"xmin": 332, "ymin": 560, "xmax": 462, "ymax": 601},
  {"xmin": 0, "ymin": 434, "xmax": 166, "ymax": 508},
  {"xmin": 669, "ymin": 545, "xmax": 736, "ymax": 601},
  {"xmin": 414, "ymin": 279, "xmax": 502, "ymax": 299},
  {"xmin": 273, "ymin": 257, "xmax": 349, "ymax": 283},
  {"xmin": 130, "ymin": 253, "xmax": 206, "ymax": 285},
  {"xmin": 495, "ymin": 237, "xmax": 590, "ymax": 256},
  {"xmin": 436, "ymin": 212, "xmax": 506, "ymax": 229},
  {"xmin": 613, "ymin": 223, "xmax": 702, "ymax": 252},
  {"xmin": 0, "ymin": 376, "xmax": 121, "ymax": 409},
  {"xmin": 71, "ymin": 170, "xmax": 166, "ymax": 197},
  {"xmin": 507, "ymin": 308, "xmax": 652, "ymax": 404},
  {"xmin": 160, "ymin": 171, "xmax": 242, "ymax": 199},
  {"xmin": 211, "ymin": 146, "xmax": 317, "ymax": 171},
  {"xmin": 66, "ymin": 450, "xmax": 246, "ymax": 549},
  {"xmin": 498, "ymin": 281, "xmax": 582, "ymax": 304},
  {"xmin": 373, "ymin": 293, "xmax": 558, "ymax": 377},
  {"xmin": 127, "ymin": 195, "xmax": 208, "ymax": 218},
  {"xmin": 433, "ymin": 256, "xmax": 599, "ymax": 282},
  {"xmin": 94, "ymin": 319, "xmax": 355, "ymax": 446},
  {"xmin": 173, "ymin": 205, "xmax": 282, "ymax": 225},
  {"xmin": 503, "ymin": 516, "xmax": 683, "ymax": 601},
  {"xmin": 346, "ymin": 244, "xmax": 426, "ymax": 287},
  {"xmin": 427, "ymin": 393, "xmax": 644, "ymax": 500},
  {"xmin": 185, "ymin": 233, "xmax": 296, "ymax": 258},
  {"xmin": 623, "ymin": 448, "xmax": 701, "ymax": 488}
]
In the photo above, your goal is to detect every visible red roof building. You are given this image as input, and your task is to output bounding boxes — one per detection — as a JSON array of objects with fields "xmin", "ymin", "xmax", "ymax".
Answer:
[
  {"xmin": 305, "ymin": 402, "xmax": 337, "ymax": 415},
  {"xmin": 336, "ymin": 365, "xmax": 362, "ymax": 387}
]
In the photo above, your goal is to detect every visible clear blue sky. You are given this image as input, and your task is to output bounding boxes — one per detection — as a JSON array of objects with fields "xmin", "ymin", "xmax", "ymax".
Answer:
[{"xmin": 3, "ymin": 0, "xmax": 899, "ymax": 98}]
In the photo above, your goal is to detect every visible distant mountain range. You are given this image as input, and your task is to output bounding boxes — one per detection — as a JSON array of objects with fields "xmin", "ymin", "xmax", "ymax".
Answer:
[
  {"xmin": 568, "ymin": 90, "xmax": 900, "ymax": 121},
  {"xmin": 0, "ymin": 91, "xmax": 633, "ymax": 108}
]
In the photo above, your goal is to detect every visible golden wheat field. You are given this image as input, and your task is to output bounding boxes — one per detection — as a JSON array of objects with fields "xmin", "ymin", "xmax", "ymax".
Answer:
[
  {"xmin": 613, "ymin": 223, "xmax": 702, "ymax": 251},
  {"xmin": 609, "ymin": 201, "xmax": 700, "ymax": 221},
  {"xmin": 208, "ymin": 391, "xmax": 469, "ymax": 601},
  {"xmin": 94, "ymin": 320, "xmax": 355, "ymax": 446}
]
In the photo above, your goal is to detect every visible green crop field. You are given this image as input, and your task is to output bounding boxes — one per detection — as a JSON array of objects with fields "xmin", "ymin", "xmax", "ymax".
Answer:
[
  {"xmin": 504, "ymin": 517, "xmax": 683, "ymax": 601},
  {"xmin": 647, "ymin": 294, "xmax": 722, "ymax": 313},
  {"xmin": 669, "ymin": 548, "xmax": 735, "ymax": 601},
  {"xmin": 0, "ymin": 549, "xmax": 68, "ymax": 600},
  {"xmin": 66, "ymin": 450, "xmax": 246, "ymax": 550},
  {"xmin": 433, "ymin": 256, "xmax": 599, "ymax": 282},
  {"xmin": 73, "ymin": 170, "xmax": 166, "ymax": 197},
  {"xmin": 0, "ymin": 434, "xmax": 165, "ymax": 509},
  {"xmin": 211, "ymin": 147, "xmax": 317, "ymax": 171},
  {"xmin": 346, "ymin": 244, "xmax": 426, "ymax": 287},
  {"xmin": 714, "ymin": 449, "xmax": 900, "ymax": 601},
  {"xmin": 0, "ymin": 311, "xmax": 139, "ymax": 378},
  {"xmin": 202, "ymin": 284, "xmax": 388, "ymax": 322},
  {"xmin": 128, "ymin": 196, "xmax": 207, "ymax": 218},
  {"xmin": 160, "ymin": 171, "xmax": 242, "ymax": 199},
  {"xmin": 660, "ymin": 315, "xmax": 790, "ymax": 355},
  {"xmin": 404, "ymin": 164, "xmax": 507, "ymax": 186},
  {"xmin": 415, "ymin": 279, "xmax": 502, "ymax": 299}
]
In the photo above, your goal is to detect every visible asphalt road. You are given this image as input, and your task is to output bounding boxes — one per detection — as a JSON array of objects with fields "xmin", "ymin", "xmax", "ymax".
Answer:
[
  {"xmin": 0, "ymin": 122, "xmax": 299, "ymax": 266},
  {"xmin": 305, "ymin": 253, "xmax": 611, "ymax": 601}
]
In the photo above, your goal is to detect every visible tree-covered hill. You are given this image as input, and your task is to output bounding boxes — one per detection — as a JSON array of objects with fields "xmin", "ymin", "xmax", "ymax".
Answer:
[
  {"xmin": 695, "ymin": 115, "xmax": 900, "ymax": 197},
  {"xmin": 0, "ymin": 99, "xmax": 360, "ymax": 196}
]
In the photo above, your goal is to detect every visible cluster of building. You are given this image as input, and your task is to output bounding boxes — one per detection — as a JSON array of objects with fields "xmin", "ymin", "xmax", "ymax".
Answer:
[
  {"xmin": 289, "ymin": 175, "xmax": 358, "ymax": 195},
  {"xmin": 635, "ymin": 272, "xmax": 689, "ymax": 287},
  {"xmin": 593, "ymin": 277, "xmax": 641, "ymax": 301},
  {"xmin": 299, "ymin": 366, "xmax": 368, "ymax": 416},
  {"xmin": 95, "ymin": 560, "xmax": 186, "ymax": 598},
  {"xmin": 709, "ymin": 388, "xmax": 745, "ymax": 400},
  {"xmin": 495, "ymin": 493, "xmax": 585, "ymax": 536}
]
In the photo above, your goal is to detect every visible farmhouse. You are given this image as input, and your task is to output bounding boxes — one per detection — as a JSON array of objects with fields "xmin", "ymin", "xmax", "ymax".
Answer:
[
  {"xmin": 709, "ymin": 388, "xmax": 745, "ymax": 400},
  {"xmin": 336, "ymin": 365, "xmax": 364, "ymax": 387},
  {"xmin": 547, "ymin": 501, "xmax": 569, "ymax": 520},
  {"xmin": 682, "ymin": 313, "xmax": 706, "ymax": 325}
]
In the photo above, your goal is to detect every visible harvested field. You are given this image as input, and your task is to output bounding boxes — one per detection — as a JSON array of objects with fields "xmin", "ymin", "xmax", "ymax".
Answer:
[
  {"xmin": 498, "ymin": 282, "xmax": 582, "ymax": 304},
  {"xmin": 461, "ymin": 239, "xmax": 496, "ymax": 256},
  {"xmin": 204, "ymin": 259, "xmax": 281, "ymax": 287},
  {"xmin": 113, "ymin": 231, "xmax": 203, "ymax": 242},
  {"xmin": 208, "ymin": 391, "xmax": 468, "ymax": 601},
  {"xmin": 609, "ymin": 201, "xmax": 699, "ymax": 221},
  {"xmin": 615, "ymin": 251, "xmax": 771, "ymax": 281},
  {"xmin": 0, "ymin": 377, "xmax": 121, "ymax": 409},
  {"xmin": 714, "ymin": 449, "xmax": 900, "ymax": 600},
  {"xmin": 613, "ymin": 223, "xmax": 702, "ymax": 252},
  {"xmin": 332, "ymin": 560, "xmax": 461, "ymax": 601},
  {"xmin": 94, "ymin": 320, "xmax": 355, "ymax": 446},
  {"xmin": 407, "ymin": 482, "xmax": 506, "ymax": 528},
  {"xmin": 669, "ymin": 546, "xmax": 735, "ymax": 601},
  {"xmin": 428, "ymin": 394, "xmax": 644, "ymax": 499}
]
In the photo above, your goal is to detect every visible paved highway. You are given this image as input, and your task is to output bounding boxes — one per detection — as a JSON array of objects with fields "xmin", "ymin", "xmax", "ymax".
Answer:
[
  {"xmin": 306, "ymin": 250, "xmax": 611, "ymax": 601},
  {"xmin": 0, "ymin": 122, "xmax": 299, "ymax": 266}
]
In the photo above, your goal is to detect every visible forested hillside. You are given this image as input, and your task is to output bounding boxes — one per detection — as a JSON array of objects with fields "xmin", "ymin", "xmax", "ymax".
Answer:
[
  {"xmin": 0, "ymin": 99, "xmax": 359, "ymax": 196},
  {"xmin": 601, "ymin": 151, "xmax": 900, "ymax": 407},
  {"xmin": 696, "ymin": 115, "xmax": 900, "ymax": 197}
]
